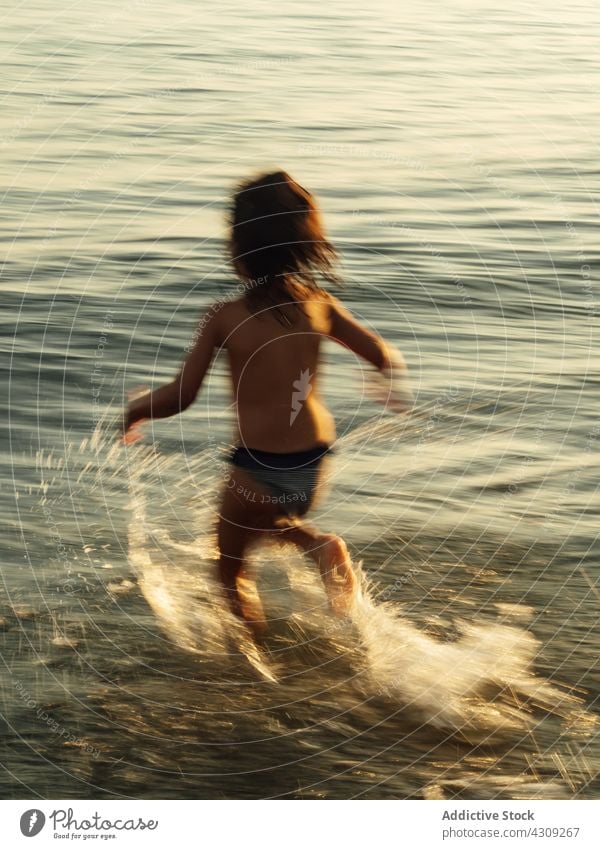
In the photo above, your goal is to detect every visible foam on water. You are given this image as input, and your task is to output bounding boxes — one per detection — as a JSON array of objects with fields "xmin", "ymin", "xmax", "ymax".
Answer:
[
  {"xmin": 348, "ymin": 575, "xmax": 577, "ymax": 733},
  {"xmin": 127, "ymin": 492, "xmax": 229, "ymax": 658}
]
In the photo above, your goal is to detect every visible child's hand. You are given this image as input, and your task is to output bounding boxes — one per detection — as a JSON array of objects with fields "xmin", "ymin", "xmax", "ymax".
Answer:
[
  {"xmin": 120, "ymin": 386, "xmax": 150, "ymax": 445},
  {"xmin": 121, "ymin": 413, "xmax": 147, "ymax": 445},
  {"xmin": 380, "ymin": 363, "xmax": 414, "ymax": 414},
  {"xmin": 368, "ymin": 379, "xmax": 413, "ymax": 415},
  {"xmin": 368, "ymin": 348, "xmax": 413, "ymax": 415}
]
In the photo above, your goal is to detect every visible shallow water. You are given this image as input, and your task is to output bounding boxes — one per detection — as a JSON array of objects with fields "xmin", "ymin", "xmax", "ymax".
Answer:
[{"xmin": 2, "ymin": 0, "xmax": 599, "ymax": 798}]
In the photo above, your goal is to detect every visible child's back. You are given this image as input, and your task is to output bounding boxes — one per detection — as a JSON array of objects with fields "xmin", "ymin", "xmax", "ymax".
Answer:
[{"xmin": 216, "ymin": 293, "xmax": 333, "ymax": 452}]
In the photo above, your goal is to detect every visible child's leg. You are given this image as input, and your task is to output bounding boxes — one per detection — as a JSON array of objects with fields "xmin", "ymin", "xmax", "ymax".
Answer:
[
  {"xmin": 277, "ymin": 521, "xmax": 357, "ymax": 616},
  {"xmin": 217, "ymin": 466, "xmax": 357, "ymax": 629},
  {"xmin": 217, "ymin": 476, "xmax": 267, "ymax": 637}
]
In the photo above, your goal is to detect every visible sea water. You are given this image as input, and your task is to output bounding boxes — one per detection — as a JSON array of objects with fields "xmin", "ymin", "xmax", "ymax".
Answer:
[{"xmin": 2, "ymin": 0, "xmax": 599, "ymax": 798}]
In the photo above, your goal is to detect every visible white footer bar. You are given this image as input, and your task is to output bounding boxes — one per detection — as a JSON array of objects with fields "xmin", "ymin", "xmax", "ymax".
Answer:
[{"xmin": 1, "ymin": 799, "xmax": 598, "ymax": 848}]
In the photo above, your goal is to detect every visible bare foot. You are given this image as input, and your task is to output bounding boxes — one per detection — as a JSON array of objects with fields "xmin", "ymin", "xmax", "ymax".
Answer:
[
  {"xmin": 317, "ymin": 535, "xmax": 357, "ymax": 616},
  {"xmin": 236, "ymin": 576, "xmax": 268, "ymax": 639}
]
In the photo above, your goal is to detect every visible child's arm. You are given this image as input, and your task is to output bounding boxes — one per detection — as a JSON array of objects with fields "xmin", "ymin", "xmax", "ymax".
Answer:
[
  {"xmin": 327, "ymin": 297, "xmax": 413, "ymax": 413},
  {"xmin": 122, "ymin": 306, "xmax": 222, "ymax": 443}
]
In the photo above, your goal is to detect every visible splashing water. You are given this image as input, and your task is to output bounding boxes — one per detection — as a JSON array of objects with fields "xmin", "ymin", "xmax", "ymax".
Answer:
[
  {"xmin": 349, "ymin": 579, "xmax": 579, "ymax": 734},
  {"xmin": 118, "ymin": 410, "xmax": 588, "ymax": 737}
]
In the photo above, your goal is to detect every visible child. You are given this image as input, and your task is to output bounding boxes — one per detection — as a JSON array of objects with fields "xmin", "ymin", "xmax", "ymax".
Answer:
[{"xmin": 123, "ymin": 171, "xmax": 411, "ymax": 634}]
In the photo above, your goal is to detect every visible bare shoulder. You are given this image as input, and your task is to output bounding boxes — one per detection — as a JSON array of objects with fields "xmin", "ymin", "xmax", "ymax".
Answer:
[
  {"xmin": 302, "ymin": 288, "xmax": 336, "ymax": 333},
  {"xmin": 197, "ymin": 296, "xmax": 242, "ymax": 331},
  {"xmin": 322, "ymin": 292, "xmax": 362, "ymax": 328},
  {"xmin": 204, "ymin": 290, "xmax": 337, "ymax": 337},
  {"xmin": 217, "ymin": 296, "xmax": 251, "ymax": 328},
  {"xmin": 320, "ymin": 291, "xmax": 345, "ymax": 314},
  {"xmin": 201, "ymin": 296, "xmax": 254, "ymax": 347}
]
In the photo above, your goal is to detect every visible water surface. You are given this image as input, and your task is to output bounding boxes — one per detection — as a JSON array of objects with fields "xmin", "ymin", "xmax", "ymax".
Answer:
[{"xmin": 2, "ymin": 0, "xmax": 599, "ymax": 799}]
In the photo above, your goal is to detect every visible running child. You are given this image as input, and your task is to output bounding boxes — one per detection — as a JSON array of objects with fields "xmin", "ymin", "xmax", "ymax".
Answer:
[{"xmin": 122, "ymin": 171, "xmax": 411, "ymax": 634}]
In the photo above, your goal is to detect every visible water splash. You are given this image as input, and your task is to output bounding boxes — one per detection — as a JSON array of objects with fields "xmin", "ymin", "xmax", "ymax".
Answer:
[
  {"xmin": 125, "ymin": 492, "xmax": 585, "ymax": 732},
  {"xmin": 9, "ymin": 411, "xmax": 594, "ymax": 800},
  {"xmin": 108, "ymin": 411, "xmax": 590, "ymax": 734},
  {"xmin": 348, "ymin": 568, "xmax": 582, "ymax": 733}
]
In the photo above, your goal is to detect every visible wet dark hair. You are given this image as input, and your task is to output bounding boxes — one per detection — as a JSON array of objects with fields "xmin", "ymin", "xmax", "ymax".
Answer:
[{"xmin": 228, "ymin": 170, "xmax": 338, "ymax": 308}]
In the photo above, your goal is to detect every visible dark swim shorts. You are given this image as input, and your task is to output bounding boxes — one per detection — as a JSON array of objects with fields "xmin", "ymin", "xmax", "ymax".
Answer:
[{"xmin": 229, "ymin": 443, "xmax": 332, "ymax": 516}]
